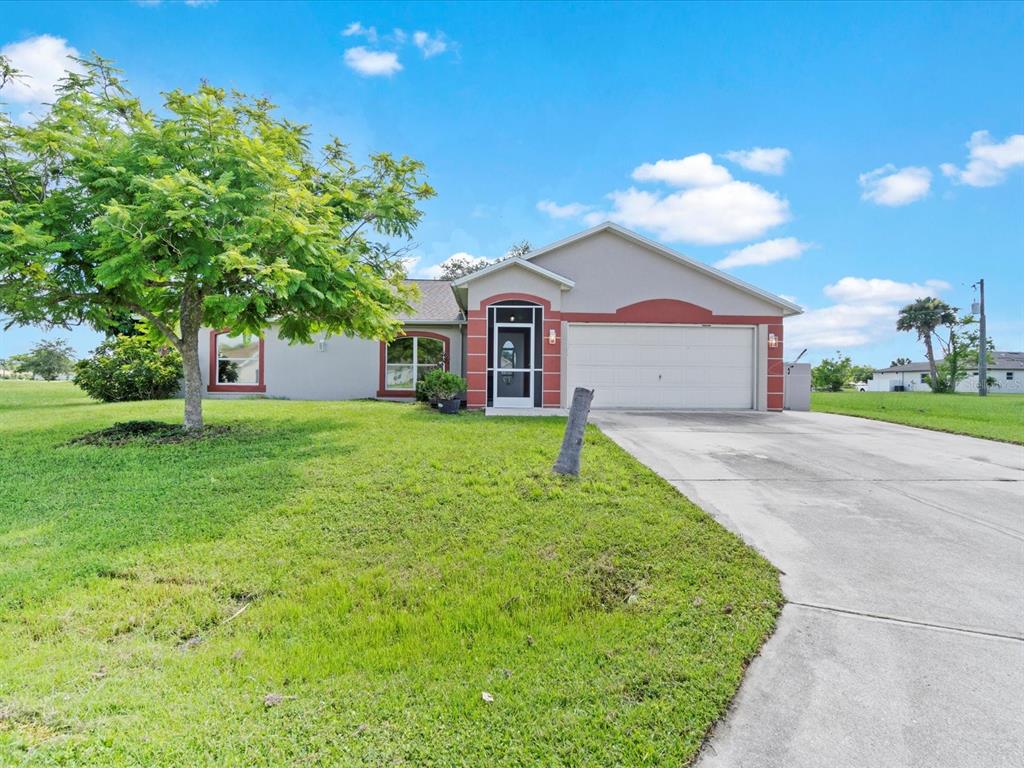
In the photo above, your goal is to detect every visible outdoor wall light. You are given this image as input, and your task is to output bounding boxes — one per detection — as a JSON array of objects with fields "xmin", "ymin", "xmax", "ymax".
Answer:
[
  {"xmin": 548, "ymin": 329, "xmax": 557, "ymax": 345},
  {"xmin": 768, "ymin": 332, "xmax": 779, "ymax": 349}
]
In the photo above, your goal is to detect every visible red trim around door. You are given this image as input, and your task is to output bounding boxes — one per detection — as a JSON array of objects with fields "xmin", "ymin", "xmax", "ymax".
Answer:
[
  {"xmin": 207, "ymin": 329, "xmax": 266, "ymax": 393},
  {"xmin": 377, "ymin": 330, "xmax": 451, "ymax": 398}
]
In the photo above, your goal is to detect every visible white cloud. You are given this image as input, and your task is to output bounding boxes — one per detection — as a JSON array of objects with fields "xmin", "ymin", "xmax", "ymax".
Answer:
[
  {"xmin": 940, "ymin": 130, "xmax": 1024, "ymax": 187},
  {"xmin": 342, "ymin": 22, "xmax": 378, "ymax": 43},
  {"xmin": 0, "ymin": 35, "xmax": 83, "ymax": 104},
  {"xmin": 631, "ymin": 153, "xmax": 732, "ymax": 187},
  {"xmin": 416, "ymin": 252, "xmax": 489, "ymax": 279},
  {"xmin": 715, "ymin": 237, "xmax": 812, "ymax": 269},
  {"xmin": 787, "ymin": 276, "xmax": 950, "ymax": 350},
  {"xmin": 858, "ymin": 165, "xmax": 932, "ymax": 206},
  {"xmin": 343, "ymin": 47, "xmax": 402, "ymax": 77},
  {"xmin": 413, "ymin": 31, "xmax": 448, "ymax": 58},
  {"xmin": 598, "ymin": 181, "xmax": 790, "ymax": 245},
  {"xmin": 787, "ymin": 303, "xmax": 899, "ymax": 349},
  {"xmin": 822, "ymin": 276, "xmax": 950, "ymax": 304},
  {"xmin": 721, "ymin": 147, "xmax": 791, "ymax": 175},
  {"xmin": 536, "ymin": 200, "xmax": 593, "ymax": 219}
]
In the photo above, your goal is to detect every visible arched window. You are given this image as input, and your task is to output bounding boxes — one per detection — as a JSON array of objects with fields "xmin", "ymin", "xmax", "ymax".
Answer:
[{"xmin": 378, "ymin": 332, "xmax": 450, "ymax": 396}]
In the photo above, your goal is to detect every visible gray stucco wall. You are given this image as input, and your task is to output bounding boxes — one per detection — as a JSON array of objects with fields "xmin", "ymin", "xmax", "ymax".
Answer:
[
  {"xmin": 465, "ymin": 262, "xmax": 565, "ymax": 312},
  {"xmin": 529, "ymin": 230, "xmax": 783, "ymax": 316},
  {"xmin": 199, "ymin": 324, "xmax": 463, "ymax": 400}
]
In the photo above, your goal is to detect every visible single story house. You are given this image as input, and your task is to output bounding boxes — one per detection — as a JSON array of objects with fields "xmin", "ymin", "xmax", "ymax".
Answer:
[
  {"xmin": 866, "ymin": 352, "xmax": 1024, "ymax": 393},
  {"xmin": 199, "ymin": 222, "xmax": 803, "ymax": 410}
]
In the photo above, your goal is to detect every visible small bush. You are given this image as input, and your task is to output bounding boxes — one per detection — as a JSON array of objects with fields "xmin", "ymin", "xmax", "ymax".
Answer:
[
  {"xmin": 416, "ymin": 369, "xmax": 467, "ymax": 401},
  {"xmin": 74, "ymin": 335, "xmax": 183, "ymax": 402}
]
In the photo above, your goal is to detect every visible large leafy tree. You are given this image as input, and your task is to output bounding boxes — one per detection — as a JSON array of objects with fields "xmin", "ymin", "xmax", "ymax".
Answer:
[
  {"xmin": 811, "ymin": 351, "xmax": 854, "ymax": 392},
  {"xmin": 8, "ymin": 338, "xmax": 75, "ymax": 381},
  {"xmin": 0, "ymin": 56, "xmax": 433, "ymax": 429},
  {"xmin": 896, "ymin": 298, "xmax": 957, "ymax": 392}
]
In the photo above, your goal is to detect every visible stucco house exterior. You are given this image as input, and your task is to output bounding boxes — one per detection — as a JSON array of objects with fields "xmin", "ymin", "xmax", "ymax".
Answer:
[
  {"xmin": 866, "ymin": 352, "xmax": 1024, "ymax": 393},
  {"xmin": 199, "ymin": 223, "xmax": 802, "ymax": 410}
]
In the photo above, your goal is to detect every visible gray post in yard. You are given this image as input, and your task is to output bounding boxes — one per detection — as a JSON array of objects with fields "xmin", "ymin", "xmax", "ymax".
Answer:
[
  {"xmin": 553, "ymin": 387, "xmax": 594, "ymax": 477},
  {"xmin": 978, "ymin": 278, "xmax": 988, "ymax": 397}
]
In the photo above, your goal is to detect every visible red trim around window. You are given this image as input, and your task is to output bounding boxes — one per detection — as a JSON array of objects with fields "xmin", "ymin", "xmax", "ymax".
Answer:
[
  {"xmin": 207, "ymin": 329, "xmax": 266, "ymax": 393},
  {"xmin": 377, "ymin": 331, "xmax": 451, "ymax": 398}
]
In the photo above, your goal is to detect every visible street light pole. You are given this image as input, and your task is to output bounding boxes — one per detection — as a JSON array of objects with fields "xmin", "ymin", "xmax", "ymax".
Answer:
[{"xmin": 977, "ymin": 278, "xmax": 988, "ymax": 397}]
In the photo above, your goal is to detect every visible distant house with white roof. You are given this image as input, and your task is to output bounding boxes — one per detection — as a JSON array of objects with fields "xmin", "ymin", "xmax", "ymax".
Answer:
[{"xmin": 866, "ymin": 352, "xmax": 1024, "ymax": 393}]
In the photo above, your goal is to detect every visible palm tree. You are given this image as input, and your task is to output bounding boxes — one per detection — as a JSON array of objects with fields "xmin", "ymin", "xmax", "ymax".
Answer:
[{"xmin": 896, "ymin": 298, "xmax": 957, "ymax": 391}]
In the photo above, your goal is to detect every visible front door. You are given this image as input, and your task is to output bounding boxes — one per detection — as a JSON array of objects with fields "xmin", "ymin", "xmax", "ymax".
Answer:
[{"xmin": 493, "ymin": 323, "xmax": 534, "ymax": 407}]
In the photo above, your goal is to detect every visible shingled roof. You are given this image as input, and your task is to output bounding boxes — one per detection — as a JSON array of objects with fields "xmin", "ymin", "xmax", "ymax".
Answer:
[{"xmin": 398, "ymin": 280, "xmax": 464, "ymax": 324}]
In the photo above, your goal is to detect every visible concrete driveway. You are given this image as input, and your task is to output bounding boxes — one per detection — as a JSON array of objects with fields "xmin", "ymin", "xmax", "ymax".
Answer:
[{"xmin": 593, "ymin": 410, "xmax": 1024, "ymax": 768}]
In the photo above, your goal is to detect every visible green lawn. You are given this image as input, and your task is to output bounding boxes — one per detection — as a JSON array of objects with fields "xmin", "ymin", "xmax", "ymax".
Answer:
[
  {"xmin": 0, "ymin": 382, "xmax": 781, "ymax": 767},
  {"xmin": 812, "ymin": 391, "xmax": 1024, "ymax": 444}
]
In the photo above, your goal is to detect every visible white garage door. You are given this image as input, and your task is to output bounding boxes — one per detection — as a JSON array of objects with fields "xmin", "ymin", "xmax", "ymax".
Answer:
[{"xmin": 565, "ymin": 324, "xmax": 755, "ymax": 409}]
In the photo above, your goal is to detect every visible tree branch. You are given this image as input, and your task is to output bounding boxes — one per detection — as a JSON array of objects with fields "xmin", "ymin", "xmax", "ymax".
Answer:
[{"xmin": 126, "ymin": 302, "xmax": 182, "ymax": 351}]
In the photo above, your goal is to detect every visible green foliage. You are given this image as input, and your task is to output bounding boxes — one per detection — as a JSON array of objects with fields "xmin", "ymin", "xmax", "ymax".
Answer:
[
  {"xmin": 849, "ymin": 364, "xmax": 875, "ymax": 383},
  {"xmin": 7, "ymin": 338, "xmax": 75, "ymax": 380},
  {"xmin": 434, "ymin": 241, "xmax": 532, "ymax": 281},
  {"xmin": 936, "ymin": 315, "xmax": 994, "ymax": 392},
  {"xmin": 0, "ymin": 54, "xmax": 434, "ymax": 426},
  {"xmin": 416, "ymin": 368, "xmax": 467, "ymax": 400},
  {"xmin": 890, "ymin": 357, "xmax": 913, "ymax": 367},
  {"xmin": 73, "ymin": 334, "xmax": 183, "ymax": 402},
  {"xmin": 0, "ymin": 383, "xmax": 782, "ymax": 765},
  {"xmin": 896, "ymin": 297, "xmax": 958, "ymax": 391},
  {"xmin": 811, "ymin": 351, "xmax": 853, "ymax": 391}
]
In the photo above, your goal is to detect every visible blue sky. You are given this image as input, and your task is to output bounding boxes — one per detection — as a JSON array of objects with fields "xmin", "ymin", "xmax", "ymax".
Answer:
[{"xmin": 2, "ymin": 0, "xmax": 1022, "ymax": 366}]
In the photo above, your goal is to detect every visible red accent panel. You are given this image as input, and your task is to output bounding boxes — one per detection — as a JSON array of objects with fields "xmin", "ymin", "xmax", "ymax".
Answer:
[
  {"xmin": 466, "ymin": 372, "xmax": 487, "ymax": 391},
  {"xmin": 768, "ymin": 360, "xmax": 784, "ymax": 376},
  {"xmin": 467, "ymin": 390, "xmax": 486, "ymax": 408},
  {"xmin": 542, "ymin": 353, "xmax": 561, "ymax": 373},
  {"xmin": 767, "ymin": 393, "xmax": 784, "ymax": 411},
  {"xmin": 207, "ymin": 329, "xmax": 267, "ymax": 393},
  {"xmin": 542, "ymin": 371, "xmax": 561, "ymax": 390},
  {"xmin": 543, "ymin": 392, "xmax": 562, "ymax": 407},
  {"xmin": 377, "ymin": 331, "xmax": 451, "ymax": 398},
  {"xmin": 561, "ymin": 299, "xmax": 779, "ymax": 326},
  {"xmin": 466, "ymin": 336, "xmax": 488, "ymax": 356},
  {"xmin": 477, "ymin": 292, "xmax": 554, "ymax": 312}
]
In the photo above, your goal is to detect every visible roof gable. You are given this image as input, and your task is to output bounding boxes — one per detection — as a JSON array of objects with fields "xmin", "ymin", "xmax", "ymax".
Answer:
[
  {"xmin": 450, "ymin": 257, "xmax": 575, "ymax": 289},
  {"xmin": 523, "ymin": 222, "xmax": 802, "ymax": 316}
]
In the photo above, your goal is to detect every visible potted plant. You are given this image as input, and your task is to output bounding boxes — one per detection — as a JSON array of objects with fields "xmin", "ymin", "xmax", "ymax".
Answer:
[{"xmin": 417, "ymin": 369, "xmax": 467, "ymax": 414}]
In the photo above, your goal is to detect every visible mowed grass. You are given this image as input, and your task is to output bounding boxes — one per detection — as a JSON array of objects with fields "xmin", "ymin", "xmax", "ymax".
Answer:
[
  {"xmin": 812, "ymin": 391, "xmax": 1024, "ymax": 444},
  {"xmin": 0, "ymin": 382, "xmax": 781, "ymax": 767}
]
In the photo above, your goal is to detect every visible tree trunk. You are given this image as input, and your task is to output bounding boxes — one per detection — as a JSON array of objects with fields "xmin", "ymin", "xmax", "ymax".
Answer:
[
  {"xmin": 180, "ymin": 332, "xmax": 204, "ymax": 431},
  {"xmin": 179, "ymin": 289, "xmax": 204, "ymax": 431},
  {"xmin": 553, "ymin": 387, "xmax": 594, "ymax": 477},
  {"xmin": 923, "ymin": 333, "xmax": 939, "ymax": 392}
]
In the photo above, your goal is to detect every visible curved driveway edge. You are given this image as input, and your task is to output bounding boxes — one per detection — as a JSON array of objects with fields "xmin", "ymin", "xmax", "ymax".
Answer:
[{"xmin": 592, "ymin": 410, "xmax": 1024, "ymax": 768}]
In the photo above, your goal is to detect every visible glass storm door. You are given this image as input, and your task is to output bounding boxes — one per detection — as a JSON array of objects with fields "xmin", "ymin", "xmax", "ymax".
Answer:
[{"xmin": 493, "ymin": 324, "xmax": 533, "ymax": 407}]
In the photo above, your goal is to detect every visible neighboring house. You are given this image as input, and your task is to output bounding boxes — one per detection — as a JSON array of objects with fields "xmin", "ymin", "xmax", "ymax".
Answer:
[
  {"xmin": 199, "ymin": 222, "xmax": 803, "ymax": 410},
  {"xmin": 867, "ymin": 352, "xmax": 1024, "ymax": 393}
]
